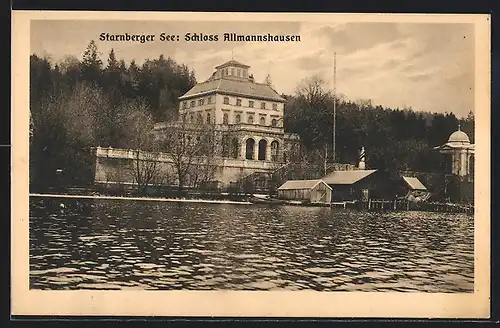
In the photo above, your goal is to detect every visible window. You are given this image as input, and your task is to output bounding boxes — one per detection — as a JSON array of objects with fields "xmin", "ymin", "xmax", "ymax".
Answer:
[
  {"xmin": 183, "ymin": 101, "xmax": 187, "ymax": 109},
  {"xmin": 248, "ymin": 115, "xmax": 254, "ymax": 124},
  {"xmin": 260, "ymin": 116, "xmax": 265, "ymax": 125},
  {"xmin": 231, "ymin": 68, "xmax": 235, "ymax": 76},
  {"xmin": 272, "ymin": 103, "xmax": 278, "ymax": 110},
  {"xmin": 224, "ymin": 97, "xmax": 229, "ymax": 105},
  {"xmin": 197, "ymin": 113, "xmax": 203, "ymax": 124},
  {"xmin": 199, "ymin": 99, "xmax": 204, "ymax": 106},
  {"xmin": 191, "ymin": 100, "xmax": 195, "ymax": 107},
  {"xmin": 261, "ymin": 102, "xmax": 266, "ymax": 109},
  {"xmin": 208, "ymin": 97, "xmax": 212, "ymax": 104},
  {"xmin": 236, "ymin": 99, "xmax": 242, "ymax": 106},
  {"xmin": 237, "ymin": 69, "xmax": 241, "ymax": 77},
  {"xmin": 243, "ymin": 70, "xmax": 247, "ymax": 78},
  {"xmin": 271, "ymin": 118, "xmax": 277, "ymax": 127},
  {"xmin": 225, "ymin": 68, "xmax": 228, "ymax": 76},
  {"xmin": 206, "ymin": 113, "xmax": 211, "ymax": 124},
  {"xmin": 223, "ymin": 113, "xmax": 229, "ymax": 124},
  {"xmin": 190, "ymin": 114, "xmax": 194, "ymax": 122},
  {"xmin": 235, "ymin": 114, "xmax": 241, "ymax": 124},
  {"xmin": 249, "ymin": 101, "xmax": 254, "ymax": 108}
]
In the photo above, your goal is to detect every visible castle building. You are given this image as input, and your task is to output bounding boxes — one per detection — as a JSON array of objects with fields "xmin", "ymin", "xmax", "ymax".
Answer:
[
  {"xmin": 157, "ymin": 60, "xmax": 300, "ymax": 162},
  {"xmin": 92, "ymin": 60, "xmax": 301, "ymax": 189}
]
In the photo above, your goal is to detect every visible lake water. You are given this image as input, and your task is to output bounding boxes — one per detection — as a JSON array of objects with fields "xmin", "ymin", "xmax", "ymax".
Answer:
[{"xmin": 29, "ymin": 197, "xmax": 474, "ymax": 292}]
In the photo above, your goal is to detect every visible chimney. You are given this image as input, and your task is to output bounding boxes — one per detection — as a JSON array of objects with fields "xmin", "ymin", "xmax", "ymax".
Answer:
[{"xmin": 358, "ymin": 146, "xmax": 366, "ymax": 170}]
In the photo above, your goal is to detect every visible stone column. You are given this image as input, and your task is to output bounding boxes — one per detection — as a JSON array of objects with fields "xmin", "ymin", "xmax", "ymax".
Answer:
[
  {"xmin": 240, "ymin": 137, "xmax": 246, "ymax": 159},
  {"xmin": 460, "ymin": 150, "xmax": 467, "ymax": 177},
  {"xmin": 253, "ymin": 137, "xmax": 259, "ymax": 160},
  {"xmin": 266, "ymin": 140, "xmax": 271, "ymax": 162}
]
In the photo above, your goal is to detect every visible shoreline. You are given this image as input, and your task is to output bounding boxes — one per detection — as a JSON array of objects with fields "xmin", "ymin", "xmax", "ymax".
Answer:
[{"xmin": 29, "ymin": 193, "xmax": 253, "ymax": 205}]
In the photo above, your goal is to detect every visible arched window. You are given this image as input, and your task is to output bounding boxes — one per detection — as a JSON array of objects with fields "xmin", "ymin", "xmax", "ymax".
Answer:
[
  {"xmin": 197, "ymin": 113, "xmax": 203, "ymax": 124},
  {"xmin": 271, "ymin": 141, "xmax": 279, "ymax": 161},
  {"xmin": 260, "ymin": 116, "xmax": 266, "ymax": 125},
  {"xmin": 245, "ymin": 138, "xmax": 255, "ymax": 160},
  {"xmin": 247, "ymin": 115, "xmax": 254, "ymax": 124},
  {"xmin": 206, "ymin": 113, "xmax": 211, "ymax": 124},
  {"xmin": 224, "ymin": 97, "xmax": 229, "ymax": 105},
  {"xmin": 283, "ymin": 152, "xmax": 288, "ymax": 163},
  {"xmin": 258, "ymin": 139, "xmax": 267, "ymax": 161},
  {"xmin": 271, "ymin": 119, "xmax": 277, "ymax": 127},
  {"xmin": 223, "ymin": 113, "xmax": 229, "ymax": 124},
  {"xmin": 231, "ymin": 138, "xmax": 239, "ymax": 159},
  {"xmin": 189, "ymin": 114, "xmax": 194, "ymax": 123},
  {"xmin": 235, "ymin": 114, "xmax": 241, "ymax": 124}
]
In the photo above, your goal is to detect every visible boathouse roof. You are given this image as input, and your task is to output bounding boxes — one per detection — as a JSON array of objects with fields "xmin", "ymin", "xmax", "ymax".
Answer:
[
  {"xmin": 322, "ymin": 169, "xmax": 378, "ymax": 185},
  {"xmin": 402, "ymin": 176, "xmax": 427, "ymax": 191},
  {"xmin": 277, "ymin": 179, "xmax": 332, "ymax": 191}
]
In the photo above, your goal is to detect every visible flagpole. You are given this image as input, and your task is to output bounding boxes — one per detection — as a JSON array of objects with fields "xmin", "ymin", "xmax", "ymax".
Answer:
[{"xmin": 333, "ymin": 52, "xmax": 337, "ymax": 163}]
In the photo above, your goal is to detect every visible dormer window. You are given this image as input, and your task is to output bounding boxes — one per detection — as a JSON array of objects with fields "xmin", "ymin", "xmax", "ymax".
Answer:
[
  {"xmin": 272, "ymin": 103, "xmax": 278, "ymax": 110},
  {"xmin": 208, "ymin": 97, "xmax": 212, "ymax": 104},
  {"xmin": 199, "ymin": 99, "xmax": 204, "ymax": 106},
  {"xmin": 261, "ymin": 102, "xmax": 266, "ymax": 109},
  {"xmin": 223, "ymin": 97, "xmax": 229, "ymax": 105},
  {"xmin": 191, "ymin": 100, "xmax": 195, "ymax": 107},
  {"xmin": 183, "ymin": 101, "xmax": 187, "ymax": 109},
  {"xmin": 249, "ymin": 101, "xmax": 254, "ymax": 108},
  {"xmin": 236, "ymin": 99, "xmax": 242, "ymax": 106}
]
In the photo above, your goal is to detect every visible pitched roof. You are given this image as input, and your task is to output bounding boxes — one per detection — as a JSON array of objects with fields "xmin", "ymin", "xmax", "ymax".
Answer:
[
  {"xmin": 215, "ymin": 60, "xmax": 250, "ymax": 69},
  {"xmin": 402, "ymin": 176, "xmax": 427, "ymax": 191},
  {"xmin": 277, "ymin": 179, "xmax": 331, "ymax": 191},
  {"xmin": 179, "ymin": 78, "xmax": 285, "ymax": 102},
  {"xmin": 322, "ymin": 169, "xmax": 378, "ymax": 185}
]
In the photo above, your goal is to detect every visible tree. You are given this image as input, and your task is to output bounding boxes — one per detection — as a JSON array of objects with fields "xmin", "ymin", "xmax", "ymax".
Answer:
[
  {"xmin": 120, "ymin": 99, "xmax": 162, "ymax": 195},
  {"xmin": 80, "ymin": 40, "xmax": 103, "ymax": 83},
  {"xmin": 158, "ymin": 118, "xmax": 217, "ymax": 191}
]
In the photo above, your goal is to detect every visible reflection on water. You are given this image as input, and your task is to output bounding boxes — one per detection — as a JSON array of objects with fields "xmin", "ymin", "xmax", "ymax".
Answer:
[{"xmin": 29, "ymin": 198, "xmax": 474, "ymax": 292}]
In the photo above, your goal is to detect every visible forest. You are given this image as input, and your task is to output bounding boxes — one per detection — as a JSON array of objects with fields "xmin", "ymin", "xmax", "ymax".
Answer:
[{"xmin": 29, "ymin": 40, "xmax": 475, "ymax": 191}]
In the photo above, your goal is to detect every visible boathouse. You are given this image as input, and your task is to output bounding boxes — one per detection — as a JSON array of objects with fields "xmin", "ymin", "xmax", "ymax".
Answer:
[
  {"xmin": 277, "ymin": 179, "xmax": 332, "ymax": 204},
  {"xmin": 322, "ymin": 169, "xmax": 384, "ymax": 201}
]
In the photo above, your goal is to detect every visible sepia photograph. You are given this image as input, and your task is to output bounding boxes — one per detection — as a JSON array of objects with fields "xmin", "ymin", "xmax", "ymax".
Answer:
[{"xmin": 11, "ymin": 11, "xmax": 490, "ymax": 318}]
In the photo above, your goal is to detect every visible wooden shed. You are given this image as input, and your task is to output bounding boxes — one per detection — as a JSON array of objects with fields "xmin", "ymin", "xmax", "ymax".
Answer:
[
  {"xmin": 277, "ymin": 179, "xmax": 332, "ymax": 204},
  {"xmin": 322, "ymin": 169, "xmax": 384, "ymax": 201}
]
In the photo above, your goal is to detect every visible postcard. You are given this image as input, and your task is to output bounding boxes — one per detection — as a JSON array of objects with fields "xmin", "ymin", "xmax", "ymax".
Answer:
[{"xmin": 11, "ymin": 11, "xmax": 491, "ymax": 318}]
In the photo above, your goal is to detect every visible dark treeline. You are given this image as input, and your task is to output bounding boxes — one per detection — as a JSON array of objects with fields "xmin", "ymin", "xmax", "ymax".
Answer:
[
  {"xmin": 30, "ymin": 41, "xmax": 474, "ymax": 191},
  {"xmin": 30, "ymin": 40, "xmax": 197, "ymax": 191},
  {"xmin": 282, "ymin": 76, "xmax": 474, "ymax": 176}
]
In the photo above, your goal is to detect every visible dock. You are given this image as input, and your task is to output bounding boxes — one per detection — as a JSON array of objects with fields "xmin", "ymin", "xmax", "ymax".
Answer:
[{"xmin": 330, "ymin": 199, "xmax": 474, "ymax": 214}]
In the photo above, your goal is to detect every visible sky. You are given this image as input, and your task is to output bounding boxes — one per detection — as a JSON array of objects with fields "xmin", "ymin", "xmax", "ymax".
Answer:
[{"xmin": 31, "ymin": 20, "xmax": 475, "ymax": 118}]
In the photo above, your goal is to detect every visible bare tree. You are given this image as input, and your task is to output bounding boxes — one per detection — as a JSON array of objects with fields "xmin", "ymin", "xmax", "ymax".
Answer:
[
  {"xmin": 120, "ymin": 99, "xmax": 162, "ymax": 195},
  {"xmin": 159, "ymin": 118, "xmax": 217, "ymax": 191}
]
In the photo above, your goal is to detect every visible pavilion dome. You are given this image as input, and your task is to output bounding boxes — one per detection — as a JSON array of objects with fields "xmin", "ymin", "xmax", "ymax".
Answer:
[{"xmin": 448, "ymin": 129, "xmax": 470, "ymax": 144}]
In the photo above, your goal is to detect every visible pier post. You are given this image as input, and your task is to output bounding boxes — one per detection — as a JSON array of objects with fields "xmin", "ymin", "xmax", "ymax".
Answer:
[
  {"xmin": 394, "ymin": 199, "xmax": 397, "ymax": 210},
  {"xmin": 381, "ymin": 201, "xmax": 384, "ymax": 210},
  {"xmin": 368, "ymin": 199, "xmax": 371, "ymax": 210},
  {"xmin": 406, "ymin": 201, "xmax": 410, "ymax": 211}
]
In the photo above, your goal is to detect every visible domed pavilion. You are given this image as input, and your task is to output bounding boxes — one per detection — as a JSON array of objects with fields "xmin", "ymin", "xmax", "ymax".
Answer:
[{"xmin": 433, "ymin": 124, "xmax": 474, "ymax": 178}]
